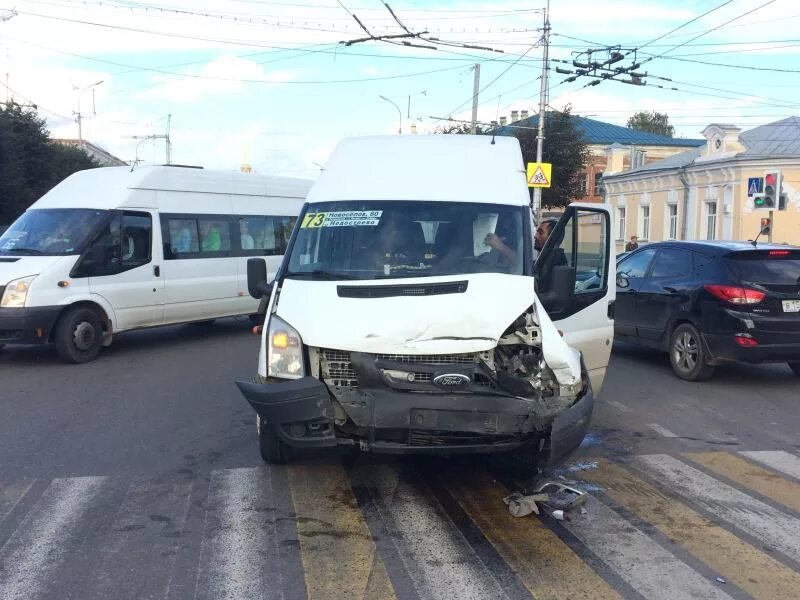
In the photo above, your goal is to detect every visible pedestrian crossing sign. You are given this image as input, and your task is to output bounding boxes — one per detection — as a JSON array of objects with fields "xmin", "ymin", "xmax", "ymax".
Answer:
[{"xmin": 527, "ymin": 162, "xmax": 552, "ymax": 188}]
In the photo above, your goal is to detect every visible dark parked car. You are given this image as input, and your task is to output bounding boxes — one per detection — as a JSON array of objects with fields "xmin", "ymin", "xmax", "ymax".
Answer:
[{"xmin": 615, "ymin": 241, "xmax": 800, "ymax": 380}]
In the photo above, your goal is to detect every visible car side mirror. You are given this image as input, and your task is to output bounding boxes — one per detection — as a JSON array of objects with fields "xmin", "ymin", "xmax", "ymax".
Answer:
[
  {"xmin": 616, "ymin": 274, "xmax": 630, "ymax": 288},
  {"xmin": 247, "ymin": 257, "xmax": 271, "ymax": 299}
]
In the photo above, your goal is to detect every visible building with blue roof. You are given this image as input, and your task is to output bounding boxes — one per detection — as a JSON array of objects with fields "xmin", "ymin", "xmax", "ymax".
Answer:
[{"xmin": 495, "ymin": 112, "xmax": 704, "ymax": 203}]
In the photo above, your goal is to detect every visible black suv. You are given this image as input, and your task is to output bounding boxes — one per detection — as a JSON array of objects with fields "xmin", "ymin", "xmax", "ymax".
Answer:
[{"xmin": 615, "ymin": 241, "xmax": 800, "ymax": 380}]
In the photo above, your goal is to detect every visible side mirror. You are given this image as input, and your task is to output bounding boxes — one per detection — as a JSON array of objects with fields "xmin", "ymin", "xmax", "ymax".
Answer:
[
  {"xmin": 616, "ymin": 274, "xmax": 630, "ymax": 289},
  {"xmin": 247, "ymin": 257, "xmax": 271, "ymax": 299}
]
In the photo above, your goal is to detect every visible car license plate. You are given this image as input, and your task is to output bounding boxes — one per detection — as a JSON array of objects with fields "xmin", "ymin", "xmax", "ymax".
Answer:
[{"xmin": 783, "ymin": 299, "xmax": 800, "ymax": 312}]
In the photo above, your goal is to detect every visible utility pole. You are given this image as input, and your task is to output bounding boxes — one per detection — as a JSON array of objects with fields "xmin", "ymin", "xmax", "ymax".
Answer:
[
  {"xmin": 379, "ymin": 95, "xmax": 402, "ymax": 134},
  {"xmin": 470, "ymin": 64, "xmax": 480, "ymax": 134},
  {"xmin": 532, "ymin": 0, "xmax": 550, "ymax": 221},
  {"xmin": 1, "ymin": 9, "xmax": 16, "ymax": 104},
  {"xmin": 129, "ymin": 113, "xmax": 172, "ymax": 165},
  {"xmin": 73, "ymin": 80, "xmax": 103, "ymax": 142}
]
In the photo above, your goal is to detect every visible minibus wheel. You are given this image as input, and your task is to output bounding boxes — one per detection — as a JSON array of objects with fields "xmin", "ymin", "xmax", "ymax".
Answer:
[
  {"xmin": 257, "ymin": 414, "xmax": 289, "ymax": 464},
  {"xmin": 54, "ymin": 306, "xmax": 103, "ymax": 364}
]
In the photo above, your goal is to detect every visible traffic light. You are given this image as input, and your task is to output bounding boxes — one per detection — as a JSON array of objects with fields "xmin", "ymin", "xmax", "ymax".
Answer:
[
  {"xmin": 754, "ymin": 172, "xmax": 780, "ymax": 209},
  {"xmin": 760, "ymin": 217, "xmax": 771, "ymax": 235}
]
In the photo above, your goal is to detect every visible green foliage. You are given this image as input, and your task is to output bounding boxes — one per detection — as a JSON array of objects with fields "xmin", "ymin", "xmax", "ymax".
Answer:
[
  {"xmin": 509, "ymin": 106, "xmax": 589, "ymax": 208},
  {"xmin": 0, "ymin": 104, "xmax": 99, "ymax": 225},
  {"xmin": 626, "ymin": 111, "xmax": 675, "ymax": 138},
  {"xmin": 433, "ymin": 121, "xmax": 486, "ymax": 135}
]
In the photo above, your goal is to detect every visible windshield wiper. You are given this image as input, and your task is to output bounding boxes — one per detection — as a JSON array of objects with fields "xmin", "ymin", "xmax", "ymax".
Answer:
[
  {"xmin": 2, "ymin": 247, "xmax": 46, "ymax": 255},
  {"xmin": 285, "ymin": 269, "xmax": 362, "ymax": 280}
]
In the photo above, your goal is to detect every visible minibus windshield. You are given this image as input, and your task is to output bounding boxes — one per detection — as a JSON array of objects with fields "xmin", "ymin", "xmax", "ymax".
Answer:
[
  {"xmin": 0, "ymin": 209, "xmax": 109, "ymax": 256},
  {"xmin": 286, "ymin": 201, "xmax": 526, "ymax": 280}
]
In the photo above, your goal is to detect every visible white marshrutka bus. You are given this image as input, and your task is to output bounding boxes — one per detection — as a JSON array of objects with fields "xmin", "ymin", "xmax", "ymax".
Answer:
[{"xmin": 0, "ymin": 166, "xmax": 311, "ymax": 362}]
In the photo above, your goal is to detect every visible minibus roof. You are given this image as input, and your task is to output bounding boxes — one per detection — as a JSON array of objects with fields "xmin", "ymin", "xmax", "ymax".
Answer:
[
  {"xmin": 32, "ymin": 166, "xmax": 313, "ymax": 210},
  {"xmin": 307, "ymin": 135, "xmax": 530, "ymax": 207}
]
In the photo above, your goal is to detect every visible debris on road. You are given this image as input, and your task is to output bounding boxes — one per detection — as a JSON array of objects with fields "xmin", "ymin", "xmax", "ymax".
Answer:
[
  {"xmin": 715, "ymin": 577, "xmax": 726, "ymax": 584},
  {"xmin": 503, "ymin": 492, "xmax": 549, "ymax": 517},
  {"xmin": 551, "ymin": 509, "xmax": 565, "ymax": 521}
]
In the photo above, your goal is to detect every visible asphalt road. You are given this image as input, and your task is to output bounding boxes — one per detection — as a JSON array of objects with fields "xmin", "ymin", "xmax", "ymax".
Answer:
[{"xmin": 1, "ymin": 321, "xmax": 800, "ymax": 600}]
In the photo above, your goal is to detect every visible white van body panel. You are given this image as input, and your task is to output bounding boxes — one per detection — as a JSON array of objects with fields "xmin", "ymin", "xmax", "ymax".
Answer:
[
  {"xmin": 308, "ymin": 135, "xmax": 528, "ymax": 205},
  {"xmin": 1, "ymin": 166, "xmax": 310, "ymax": 338},
  {"xmin": 273, "ymin": 274, "xmax": 581, "ymax": 385}
]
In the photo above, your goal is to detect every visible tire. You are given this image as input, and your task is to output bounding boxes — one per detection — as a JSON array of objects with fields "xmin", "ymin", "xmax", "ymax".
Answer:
[
  {"xmin": 54, "ymin": 307, "xmax": 104, "ymax": 364},
  {"xmin": 257, "ymin": 414, "xmax": 289, "ymax": 464},
  {"xmin": 788, "ymin": 362, "xmax": 800, "ymax": 376},
  {"xmin": 669, "ymin": 323, "xmax": 715, "ymax": 381}
]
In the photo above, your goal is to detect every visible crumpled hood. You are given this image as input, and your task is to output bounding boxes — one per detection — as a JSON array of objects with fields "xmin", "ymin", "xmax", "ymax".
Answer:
[
  {"xmin": 275, "ymin": 273, "xmax": 581, "ymax": 386},
  {"xmin": 0, "ymin": 256, "xmax": 65, "ymax": 286}
]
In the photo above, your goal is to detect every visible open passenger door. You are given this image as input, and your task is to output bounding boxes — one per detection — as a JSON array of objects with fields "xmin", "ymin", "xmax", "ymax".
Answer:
[{"xmin": 534, "ymin": 203, "xmax": 615, "ymax": 395}]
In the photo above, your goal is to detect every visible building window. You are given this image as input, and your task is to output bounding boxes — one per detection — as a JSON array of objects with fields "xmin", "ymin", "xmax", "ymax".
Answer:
[
  {"xmin": 667, "ymin": 204, "xmax": 678, "ymax": 240},
  {"xmin": 577, "ymin": 174, "xmax": 588, "ymax": 197},
  {"xmin": 640, "ymin": 205, "xmax": 650, "ymax": 240},
  {"xmin": 594, "ymin": 172, "xmax": 604, "ymax": 196},
  {"xmin": 617, "ymin": 207, "xmax": 626, "ymax": 241},
  {"xmin": 705, "ymin": 202, "xmax": 717, "ymax": 240}
]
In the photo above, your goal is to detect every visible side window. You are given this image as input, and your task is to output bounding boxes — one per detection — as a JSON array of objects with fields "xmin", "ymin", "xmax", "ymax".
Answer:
[
  {"xmin": 617, "ymin": 248, "xmax": 656, "ymax": 279},
  {"xmin": 575, "ymin": 210, "xmax": 608, "ymax": 292},
  {"xmin": 168, "ymin": 218, "xmax": 199, "ymax": 254},
  {"xmin": 73, "ymin": 211, "xmax": 151, "ymax": 277},
  {"xmin": 650, "ymin": 249, "xmax": 692, "ymax": 279},
  {"xmin": 121, "ymin": 212, "xmax": 152, "ymax": 269},
  {"xmin": 237, "ymin": 216, "xmax": 298, "ymax": 256},
  {"xmin": 198, "ymin": 218, "xmax": 231, "ymax": 254},
  {"xmin": 535, "ymin": 207, "xmax": 610, "ymax": 318}
]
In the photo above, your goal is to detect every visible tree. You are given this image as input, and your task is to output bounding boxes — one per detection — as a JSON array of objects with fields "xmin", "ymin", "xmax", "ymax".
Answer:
[
  {"xmin": 433, "ymin": 121, "xmax": 486, "ymax": 135},
  {"xmin": 627, "ymin": 111, "xmax": 674, "ymax": 138},
  {"xmin": 0, "ymin": 103, "xmax": 98, "ymax": 225},
  {"xmin": 509, "ymin": 105, "xmax": 589, "ymax": 208}
]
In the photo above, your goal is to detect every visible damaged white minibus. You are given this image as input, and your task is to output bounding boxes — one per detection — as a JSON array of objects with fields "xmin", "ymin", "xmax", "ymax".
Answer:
[{"xmin": 237, "ymin": 135, "xmax": 615, "ymax": 471}]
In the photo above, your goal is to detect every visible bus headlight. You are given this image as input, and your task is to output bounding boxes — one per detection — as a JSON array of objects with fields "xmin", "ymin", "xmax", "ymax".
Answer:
[
  {"xmin": 267, "ymin": 315, "xmax": 305, "ymax": 379},
  {"xmin": 1, "ymin": 276, "xmax": 36, "ymax": 308}
]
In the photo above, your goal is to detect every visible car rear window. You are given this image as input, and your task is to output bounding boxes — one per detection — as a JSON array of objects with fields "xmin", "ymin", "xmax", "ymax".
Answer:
[{"xmin": 727, "ymin": 250, "xmax": 800, "ymax": 287}]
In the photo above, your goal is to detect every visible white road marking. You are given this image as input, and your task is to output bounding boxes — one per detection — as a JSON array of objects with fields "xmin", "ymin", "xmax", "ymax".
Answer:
[
  {"xmin": 638, "ymin": 454, "xmax": 800, "ymax": 563},
  {"xmin": 605, "ymin": 400, "xmax": 631, "ymax": 413},
  {"xmin": 0, "ymin": 476, "xmax": 106, "ymax": 600},
  {"xmin": 561, "ymin": 496, "xmax": 733, "ymax": 600},
  {"xmin": 375, "ymin": 465, "xmax": 507, "ymax": 600},
  {"xmin": 195, "ymin": 468, "xmax": 280, "ymax": 600},
  {"xmin": 739, "ymin": 450, "xmax": 800, "ymax": 481},
  {"xmin": 647, "ymin": 423, "xmax": 679, "ymax": 438}
]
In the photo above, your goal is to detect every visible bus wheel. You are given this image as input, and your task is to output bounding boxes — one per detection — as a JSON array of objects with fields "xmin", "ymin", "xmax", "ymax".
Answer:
[{"xmin": 55, "ymin": 307, "xmax": 104, "ymax": 364}]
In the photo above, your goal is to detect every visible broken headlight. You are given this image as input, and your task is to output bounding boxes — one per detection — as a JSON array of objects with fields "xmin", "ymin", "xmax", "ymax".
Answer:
[{"xmin": 267, "ymin": 315, "xmax": 305, "ymax": 379}]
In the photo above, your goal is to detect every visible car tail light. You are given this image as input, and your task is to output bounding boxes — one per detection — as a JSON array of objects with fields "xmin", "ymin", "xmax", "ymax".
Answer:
[
  {"xmin": 769, "ymin": 250, "xmax": 790, "ymax": 257},
  {"xmin": 704, "ymin": 284, "xmax": 765, "ymax": 305},
  {"xmin": 734, "ymin": 333, "xmax": 759, "ymax": 347}
]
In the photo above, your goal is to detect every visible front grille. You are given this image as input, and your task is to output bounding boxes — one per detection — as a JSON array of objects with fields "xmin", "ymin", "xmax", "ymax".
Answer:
[
  {"xmin": 320, "ymin": 349, "xmax": 358, "ymax": 387},
  {"xmin": 375, "ymin": 353, "xmax": 476, "ymax": 365}
]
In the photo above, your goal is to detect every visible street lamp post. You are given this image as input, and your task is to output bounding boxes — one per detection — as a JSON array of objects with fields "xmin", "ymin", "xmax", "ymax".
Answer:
[{"xmin": 379, "ymin": 95, "xmax": 402, "ymax": 135}]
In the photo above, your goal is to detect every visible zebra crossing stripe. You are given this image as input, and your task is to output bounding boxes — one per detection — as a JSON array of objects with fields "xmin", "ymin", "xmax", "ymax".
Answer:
[
  {"xmin": 368, "ymin": 463, "xmax": 510, "ymax": 600},
  {"xmin": 739, "ymin": 450, "xmax": 800, "ymax": 481},
  {"xmin": 0, "ymin": 476, "xmax": 106, "ymax": 600},
  {"xmin": 584, "ymin": 459, "xmax": 800, "ymax": 600},
  {"xmin": 685, "ymin": 451, "xmax": 800, "ymax": 514},
  {"xmin": 287, "ymin": 461, "xmax": 397, "ymax": 600},
  {"xmin": 560, "ymin": 494, "xmax": 734, "ymax": 600},
  {"xmin": 442, "ymin": 470, "xmax": 621, "ymax": 600},
  {"xmin": 195, "ymin": 468, "xmax": 283, "ymax": 600},
  {"xmin": 638, "ymin": 454, "xmax": 800, "ymax": 564}
]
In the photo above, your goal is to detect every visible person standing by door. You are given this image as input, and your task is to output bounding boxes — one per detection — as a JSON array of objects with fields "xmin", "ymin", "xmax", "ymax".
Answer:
[{"xmin": 625, "ymin": 235, "xmax": 639, "ymax": 252}]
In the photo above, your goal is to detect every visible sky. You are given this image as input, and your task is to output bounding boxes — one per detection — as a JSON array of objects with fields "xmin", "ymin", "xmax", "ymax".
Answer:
[{"xmin": 1, "ymin": 0, "xmax": 798, "ymax": 179}]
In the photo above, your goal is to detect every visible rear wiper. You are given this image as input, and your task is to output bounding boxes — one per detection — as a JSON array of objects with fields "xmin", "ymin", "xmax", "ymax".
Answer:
[
  {"xmin": 285, "ymin": 269, "xmax": 362, "ymax": 280},
  {"xmin": 3, "ymin": 247, "xmax": 46, "ymax": 255}
]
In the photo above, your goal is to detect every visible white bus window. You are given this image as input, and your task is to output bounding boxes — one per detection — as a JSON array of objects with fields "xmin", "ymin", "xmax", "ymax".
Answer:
[
  {"xmin": 199, "ymin": 219, "xmax": 231, "ymax": 253},
  {"xmin": 168, "ymin": 219, "xmax": 199, "ymax": 254}
]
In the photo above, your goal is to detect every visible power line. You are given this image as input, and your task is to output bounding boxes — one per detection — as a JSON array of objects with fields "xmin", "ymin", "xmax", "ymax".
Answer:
[{"xmin": 446, "ymin": 40, "xmax": 541, "ymax": 117}]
